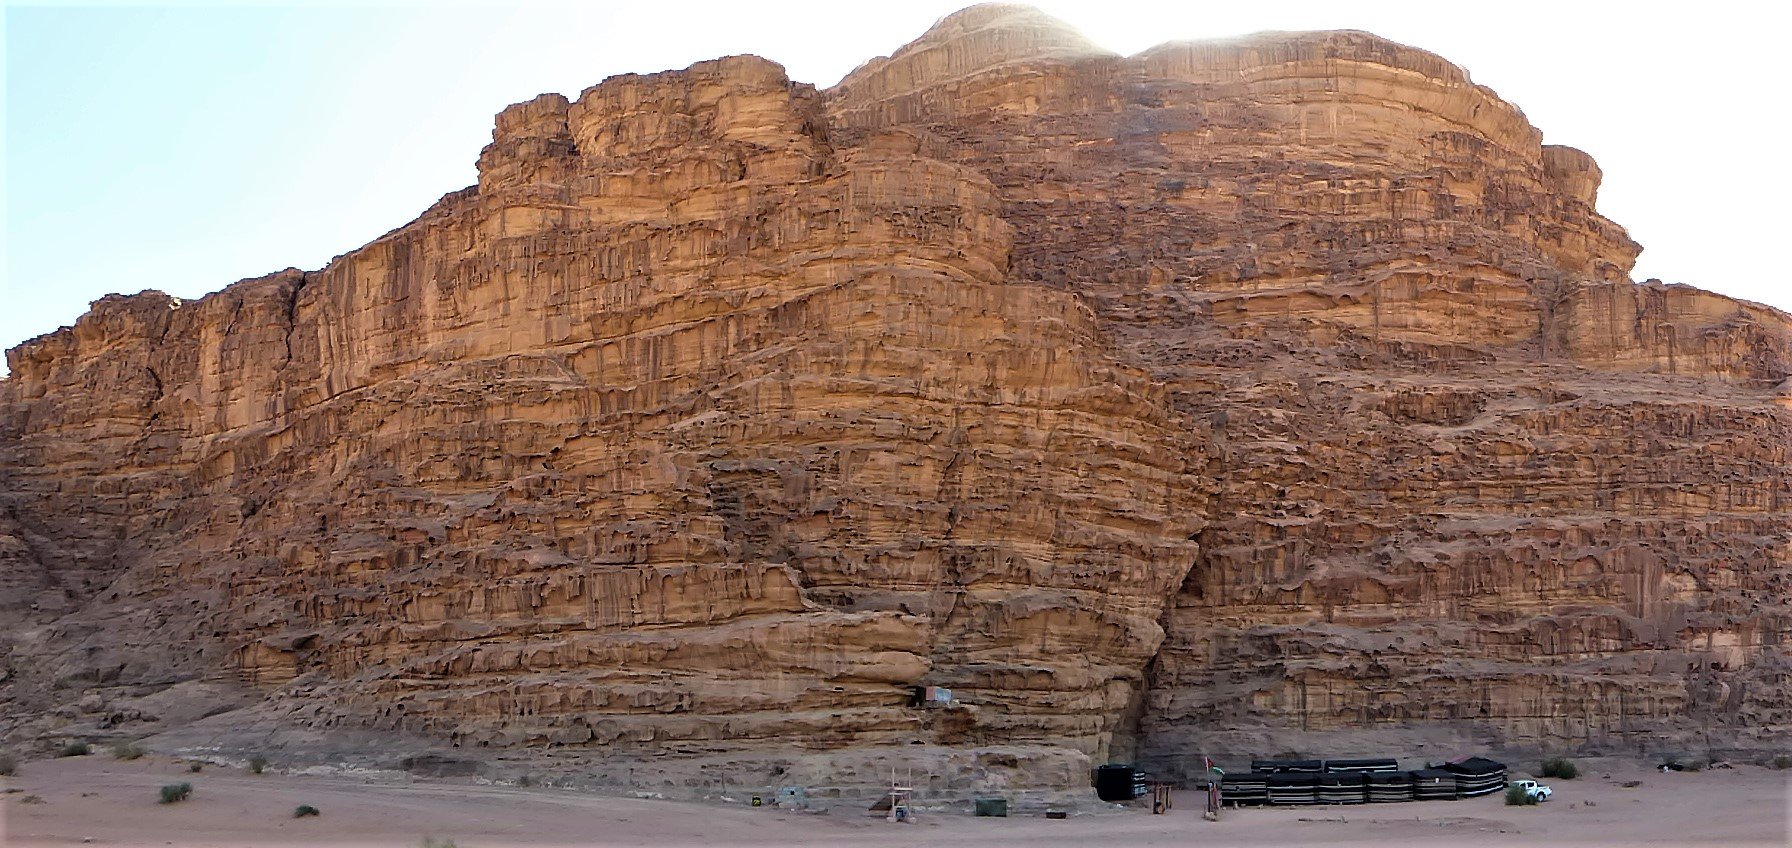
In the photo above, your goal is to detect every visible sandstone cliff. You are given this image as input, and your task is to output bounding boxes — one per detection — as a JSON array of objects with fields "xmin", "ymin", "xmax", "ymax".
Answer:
[{"xmin": 4, "ymin": 4, "xmax": 1789, "ymax": 793}]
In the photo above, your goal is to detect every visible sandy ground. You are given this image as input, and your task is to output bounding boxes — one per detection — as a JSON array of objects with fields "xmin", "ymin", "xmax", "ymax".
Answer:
[{"xmin": 2, "ymin": 754, "xmax": 1786, "ymax": 847}]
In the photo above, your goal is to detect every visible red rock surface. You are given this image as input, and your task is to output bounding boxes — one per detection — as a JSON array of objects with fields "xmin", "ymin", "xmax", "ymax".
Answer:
[{"xmin": 4, "ymin": 4, "xmax": 1789, "ymax": 791}]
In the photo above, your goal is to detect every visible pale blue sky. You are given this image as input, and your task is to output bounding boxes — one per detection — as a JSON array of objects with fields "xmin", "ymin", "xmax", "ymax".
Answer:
[{"xmin": 5, "ymin": 1, "xmax": 1786, "ymax": 373}]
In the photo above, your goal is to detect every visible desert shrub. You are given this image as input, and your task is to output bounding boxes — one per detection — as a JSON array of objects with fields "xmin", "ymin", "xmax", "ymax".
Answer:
[
  {"xmin": 1771, "ymin": 754, "xmax": 1792, "ymax": 770},
  {"xmin": 0, "ymin": 752, "xmax": 16, "ymax": 775},
  {"xmin": 1685, "ymin": 759, "xmax": 1706, "ymax": 772},
  {"xmin": 420, "ymin": 838, "xmax": 459, "ymax": 848},
  {"xmin": 1541, "ymin": 757, "xmax": 1579, "ymax": 780},
  {"xmin": 248, "ymin": 755, "xmax": 268, "ymax": 774},
  {"xmin": 110, "ymin": 742, "xmax": 145, "ymax": 760},
  {"xmin": 158, "ymin": 782, "xmax": 193, "ymax": 804},
  {"xmin": 58, "ymin": 741, "xmax": 91, "ymax": 757},
  {"xmin": 517, "ymin": 774, "xmax": 535, "ymax": 788},
  {"xmin": 187, "ymin": 761, "xmax": 204, "ymax": 773},
  {"xmin": 1504, "ymin": 784, "xmax": 1538, "ymax": 806},
  {"xmin": 294, "ymin": 804, "xmax": 320, "ymax": 818}
]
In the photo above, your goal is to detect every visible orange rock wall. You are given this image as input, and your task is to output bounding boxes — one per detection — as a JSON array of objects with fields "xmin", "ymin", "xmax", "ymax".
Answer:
[
  {"xmin": 4, "ymin": 4, "xmax": 1789, "ymax": 786},
  {"xmin": 824, "ymin": 7, "xmax": 1792, "ymax": 773}
]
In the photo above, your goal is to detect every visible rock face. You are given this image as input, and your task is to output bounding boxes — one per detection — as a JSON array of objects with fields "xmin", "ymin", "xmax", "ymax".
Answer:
[{"xmin": 4, "ymin": 4, "xmax": 1790, "ymax": 791}]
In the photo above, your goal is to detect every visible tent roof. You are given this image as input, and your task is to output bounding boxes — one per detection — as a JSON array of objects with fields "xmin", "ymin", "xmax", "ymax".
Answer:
[{"xmin": 1441, "ymin": 756, "xmax": 1506, "ymax": 774}]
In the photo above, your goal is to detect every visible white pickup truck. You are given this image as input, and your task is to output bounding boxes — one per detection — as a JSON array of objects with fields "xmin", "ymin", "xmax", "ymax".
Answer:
[{"xmin": 1512, "ymin": 779, "xmax": 1554, "ymax": 801}]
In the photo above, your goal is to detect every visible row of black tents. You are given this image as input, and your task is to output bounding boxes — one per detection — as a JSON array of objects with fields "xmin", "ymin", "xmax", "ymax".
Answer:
[{"xmin": 1217, "ymin": 757, "xmax": 1507, "ymax": 806}]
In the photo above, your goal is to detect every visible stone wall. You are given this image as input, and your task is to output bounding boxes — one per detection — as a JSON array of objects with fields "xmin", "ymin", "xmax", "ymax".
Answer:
[{"xmin": 4, "ymin": 3, "xmax": 1788, "ymax": 791}]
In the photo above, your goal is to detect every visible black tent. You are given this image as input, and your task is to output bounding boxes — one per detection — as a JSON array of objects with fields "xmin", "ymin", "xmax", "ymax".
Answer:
[
  {"xmin": 1441, "ymin": 756, "xmax": 1506, "ymax": 774},
  {"xmin": 1232, "ymin": 754, "xmax": 1501, "ymax": 805},
  {"xmin": 1093, "ymin": 764, "xmax": 1147, "ymax": 802},
  {"xmin": 1219, "ymin": 773, "xmax": 1269, "ymax": 806},
  {"xmin": 1251, "ymin": 759, "xmax": 1324, "ymax": 774},
  {"xmin": 1325, "ymin": 757, "xmax": 1400, "ymax": 774},
  {"xmin": 1365, "ymin": 770, "xmax": 1414, "ymax": 803},
  {"xmin": 1266, "ymin": 772, "xmax": 1320, "ymax": 806},
  {"xmin": 1317, "ymin": 772, "xmax": 1367, "ymax": 804},
  {"xmin": 1440, "ymin": 757, "xmax": 1507, "ymax": 797},
  {"xmin": 1411, "ymin": 768, "xmax": 1460, "ymax": 801}
]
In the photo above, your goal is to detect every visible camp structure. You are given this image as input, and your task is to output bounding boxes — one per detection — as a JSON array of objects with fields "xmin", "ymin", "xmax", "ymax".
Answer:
[
  {"xmin": 1317, "ymin": 772, "xmax": 1367, "ymax": 804},
  {"xmin": 1217, "ymin": 773, "xmax": 1268, "ymax": 806},
  {"xmin": 1093, "ymin": 764, "xmax": 1148, "ymax": 803},
  {"xmin": 1439, "ymin": 756, "xmax": 1508, "ymax": 797},
  {"xmin": 865, "ymin": 768, "xmax": 915, "ymax": 821},
  {"xmin": 1226, "ymin": 754, "xmax": 1504, "ymax": 806},
  {"xmin": 1250, "ymin": 759, "xmax": 1324, "ymax": 775},
  {"xmin": 1365, "ymin": 770, "xmax": 1414, "ymax": 803},
  {"xmin": 1265, "ymin": 772, "xmax": 1320, "ymax": 806},
  {"xmin": 1324, "ymin": 758, "xmax": 1399, "ymax": 774},
  {"xmin": 1411, "ymin": 768, "xmax": 1461, "ymax": 801}
]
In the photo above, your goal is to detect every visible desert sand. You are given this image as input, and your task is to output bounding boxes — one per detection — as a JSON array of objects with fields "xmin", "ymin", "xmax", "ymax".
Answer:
[{"xmin": 2, "ymin": 754, "xmax": 1785, "ymax": 847}]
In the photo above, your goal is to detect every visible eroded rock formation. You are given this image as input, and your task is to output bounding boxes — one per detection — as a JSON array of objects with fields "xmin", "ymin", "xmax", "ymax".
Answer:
[{"xmin": 4, "ymin": 4, "xmax": 1789, "ymax": 791}]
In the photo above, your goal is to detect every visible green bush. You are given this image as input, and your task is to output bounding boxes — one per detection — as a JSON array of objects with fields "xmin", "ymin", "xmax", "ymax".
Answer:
[
  {"xmin": 1541, "ymin": 757, "xmax": 1579, "ymax": 780},
  {"xmin": 110, "ymin": 742, "xmax": 145, "ymax": 760},
  {"xmin": 248, "ymin": 755, "xmax": 268, "ymax": 774},
  {"xmin": 1770, "ymin": 754, "xmax": 1792, "ymax": 770},
  {"xmin": 187, "ymin": 761, "xmax": 204, "ymax": 773},
  {"xmin": 159, "ymin": 782, "xmax": 193, "ymax": 804},
  {"xmin": 294, "ymin": 804, "xmax": 320, "ymax": 818},
  {"xmin": 58, "ymin": 741, "xmax": 91, "ymax": 757},
  {"xmin": 0, "ymin": 752, "xmax": 16, "ymax": 775},
  {"xmin": 1504, "ymin": 784, "xmax": 1538, "ymax": 806}
]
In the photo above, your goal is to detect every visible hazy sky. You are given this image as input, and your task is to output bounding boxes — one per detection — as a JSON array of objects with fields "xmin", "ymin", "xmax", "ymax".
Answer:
[{"xmin": 4, "ymin": 1, "xmax": 1785, "ymax": 371}]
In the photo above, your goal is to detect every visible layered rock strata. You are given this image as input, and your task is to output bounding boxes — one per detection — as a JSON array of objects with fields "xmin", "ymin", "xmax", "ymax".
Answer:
[{"xmin": 4, "ymin": 4, "xmax": 1789, "ymax": 790}]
